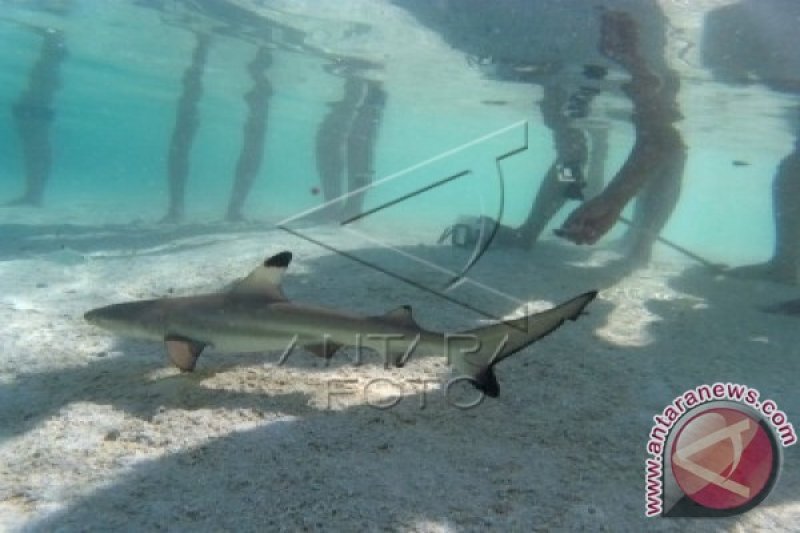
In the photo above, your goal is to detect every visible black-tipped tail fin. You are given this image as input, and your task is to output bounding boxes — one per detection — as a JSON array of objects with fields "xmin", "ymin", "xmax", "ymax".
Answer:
[{"xmin": 451, "ymin": 291, "xmax": 597, "ymax": 397}]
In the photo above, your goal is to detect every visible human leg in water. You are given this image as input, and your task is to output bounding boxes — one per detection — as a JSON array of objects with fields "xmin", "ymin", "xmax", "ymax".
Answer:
[
  {"xmin": 226, "ymin": 46, "xmax": 272, "ymax": 222},
  {"xmin": 314, "ymin": 76, "xmax": 365, "ymax": 220},
  {"xmin": 516, "ymin": 84, "xmax": 590, "ymax": 248},
  {"xmin": 341, "ymin": 80, "xmax": 387, "ymax": 221},
  {"xmin": 7, "ymin": 28, "xmax": 67, "ymax": 207},
  {"xmin": 161, "ymin": 32, "xmax": 211, "ymax": 223},
  {"xmin": 727, "ymin": 137, "xmax": 800, "ymax": 284},
  {"xmin": 556, "ymin": 10, "xmax": 686, "ymax": 254}
]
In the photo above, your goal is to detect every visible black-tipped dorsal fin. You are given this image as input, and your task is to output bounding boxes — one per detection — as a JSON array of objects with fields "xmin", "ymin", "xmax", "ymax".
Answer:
[
  {"xmin": 375, "ymin": 305, "xmax": 419, "ymax": 328},
  {"xmin": 229, "ymin": 251, "xmax": 292, "ymax": 300}
]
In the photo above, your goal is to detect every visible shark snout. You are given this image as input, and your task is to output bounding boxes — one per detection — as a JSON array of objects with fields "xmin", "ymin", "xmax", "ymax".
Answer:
[
  {"xmin": 84, "ymin": 305, "xmax": 121, "ymax": 329},
  {"xmin": 83, "ymin": 308, "xmax": 102, "ymax": 325},
  {"xmin": 84, "ymin": 301, "xmax": 166, "ymax": 341}
]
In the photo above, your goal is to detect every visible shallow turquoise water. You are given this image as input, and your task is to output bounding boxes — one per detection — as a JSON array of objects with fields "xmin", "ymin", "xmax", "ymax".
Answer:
[{"xmin": 1, "ymin": 0, "xmax": 786, "ymax": 266}]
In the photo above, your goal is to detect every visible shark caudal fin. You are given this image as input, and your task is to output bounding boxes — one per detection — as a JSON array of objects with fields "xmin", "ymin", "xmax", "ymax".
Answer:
[{"xmin": 451, "ymin": 291, "xmax": 597, "ymax": 397}]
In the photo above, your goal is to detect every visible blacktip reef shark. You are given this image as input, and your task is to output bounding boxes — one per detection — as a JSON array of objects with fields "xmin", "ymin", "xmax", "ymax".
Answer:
[{"xmin": 85, "ymin": 251, "xmax": 597, "ymax": 397}]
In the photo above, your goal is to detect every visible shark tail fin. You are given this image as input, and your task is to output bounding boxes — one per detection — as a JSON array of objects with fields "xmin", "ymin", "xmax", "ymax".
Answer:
[{"xmin": 452, "ymin": 291, "xmax": 597, "ymax": 397}]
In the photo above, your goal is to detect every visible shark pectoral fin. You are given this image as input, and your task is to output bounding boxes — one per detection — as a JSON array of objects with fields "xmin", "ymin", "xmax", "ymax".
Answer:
[
  {"xmin": 304, "ymin": 341, "xmax": 344, "ymax": 359},
  {"xmin": 228, "ymin": 251, "xmax": 292, "ymax": 301},
  {"xmin": 374, "ymin": 305, "xmax": 419, "ymax": 328},
  {"xmin": 165, "ymin": 336, "xmax": 206, "ymax": 371}
]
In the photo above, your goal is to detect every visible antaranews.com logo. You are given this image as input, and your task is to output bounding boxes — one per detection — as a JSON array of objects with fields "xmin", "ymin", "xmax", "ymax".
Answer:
[{"xmin": 645, "ymin": 382, "xmax": 796, "ymax": 518}]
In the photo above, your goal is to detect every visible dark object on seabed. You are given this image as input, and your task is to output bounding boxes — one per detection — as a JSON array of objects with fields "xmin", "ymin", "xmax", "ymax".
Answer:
[
  {"xmin": 762, "ymin": 298, "xmax": 800, "ymax": 316},
  {"xmin": 583, "ymin": 64, "xmax": 608, "ymax": 80},
  {"xmin": 438, "ymin": 216, "xmax": 522, "ymax": 249},
  {"xmin": 732, "ymin": 160, "xmax": 751, "ymax": 167},
  {"xmin": 438, "ymin": 216, "xmax": 493, "ymax": 248}
]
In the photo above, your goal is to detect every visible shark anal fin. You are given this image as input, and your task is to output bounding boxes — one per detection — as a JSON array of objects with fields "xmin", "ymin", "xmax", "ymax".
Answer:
[
  {"xmin": 165, "ymin": 336, "xmax": 206, "ymax": 371},
  {"xmin": 374, "ymin": 305, "xmax": 419, "ymax": 328},
  {"xmin": 229, "ymin": 251, "xmax": 292, "ymax": 301},
  {"xmin": 304, "ymin": 341, "xmax": 343, "ymax": 359}
]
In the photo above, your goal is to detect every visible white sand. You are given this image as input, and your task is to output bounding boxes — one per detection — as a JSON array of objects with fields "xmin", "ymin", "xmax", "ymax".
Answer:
[
  {"xmin": 2, "ymin": 0, "xmax": 798, "ymax": 530},
  {"xmin": 0, "ymin": 209, "xmax": 798, "ymax": 532}
]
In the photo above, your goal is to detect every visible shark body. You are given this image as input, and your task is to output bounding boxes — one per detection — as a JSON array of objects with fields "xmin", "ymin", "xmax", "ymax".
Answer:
[{"xmin": 85, "ymin": 251, "xmax": 597, "ymax": 397}]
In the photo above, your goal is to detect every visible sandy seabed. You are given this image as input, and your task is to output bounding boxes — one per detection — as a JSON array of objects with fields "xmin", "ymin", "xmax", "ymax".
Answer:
[{"xmin": 0, "ymin": 212, "xmax": 798, "ymax": 532}]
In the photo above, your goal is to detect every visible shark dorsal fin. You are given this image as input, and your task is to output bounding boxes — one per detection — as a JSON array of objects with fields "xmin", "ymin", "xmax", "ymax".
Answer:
[
  {"xmin": 376, "ymin": 305, "xmax": 418, "ymax": 328},
  {"xmin": 229, "ymin": 251, "xmax": 292, "ymax": 300}
]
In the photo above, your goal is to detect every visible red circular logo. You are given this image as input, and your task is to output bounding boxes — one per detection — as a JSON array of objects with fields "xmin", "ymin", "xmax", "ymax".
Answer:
[{"xmin": 671, "ymin": 408, "xmax": 775, "ymax": 510}]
